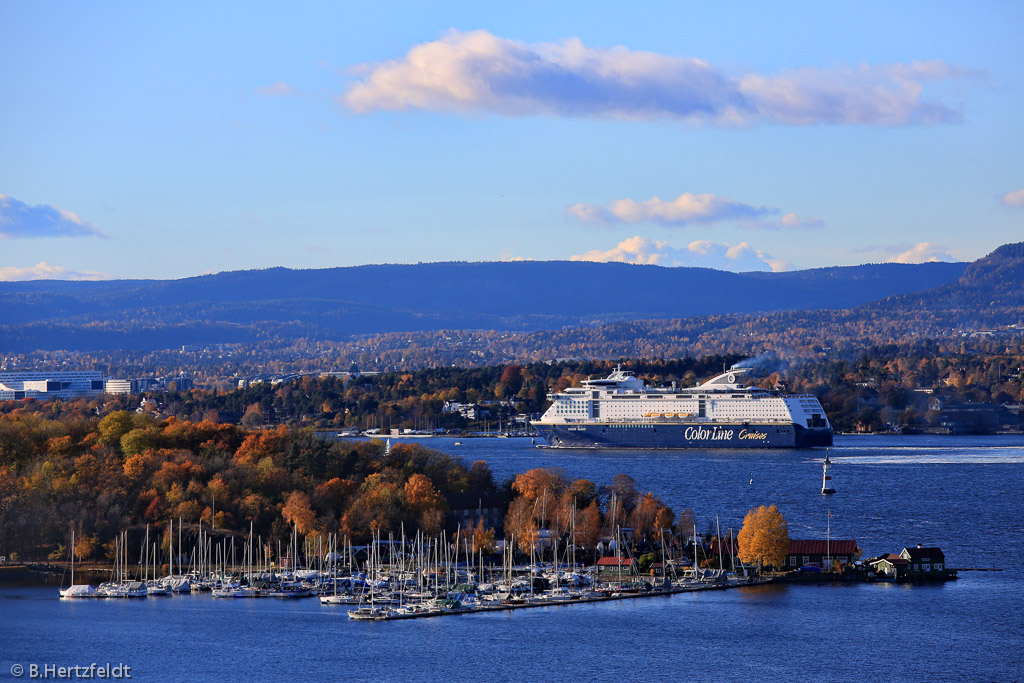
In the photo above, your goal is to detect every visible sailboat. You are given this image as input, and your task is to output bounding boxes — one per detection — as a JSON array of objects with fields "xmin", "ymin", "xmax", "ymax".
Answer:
[
  {"xmin": 347, "ymin": 531, "xmax": 387, "ymax": 619},
  {"xmin": 97, "ymin": 531, "xmax": 147, "ymax": 597},
  {"xmin": 144, "ymin": 525, "xmax": 170, "ymax": 595},
  {"xmin": 163, "ymin": 518, "xmax": 191, "ymax": 593},
  {"xmin": 59, "ymin": 531, "xmax": 98, "ymax": 599}
]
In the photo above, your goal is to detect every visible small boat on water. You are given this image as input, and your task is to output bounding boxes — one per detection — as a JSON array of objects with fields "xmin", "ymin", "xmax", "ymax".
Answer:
[
  {"xmin": 60, "ymin": 583, "xmax": 98, "ymax": 599},
  {"xmin": 265, "ymin": 584, "xmax": 314, "ymax": 598},
  {"xmin": 59, "ymin": 531, "xmax": 98, "ymax": 599},
  {"xmin": 97, "ymin": 581, "xmax": 148, "ymax": 598},
  {"xmin": 347, "ymin": 605, "xmax": 388, "ymax": 620},
  {"xmin": 211, "ymin": 586, "xmax": 260, "ymax": 598},
  {"xmin": 146, "ymin": 580, "xmax": 171, "ymax": 596},
  {"xmin": 162, "ymin": 576, "xmax": 191, "ymax": 593}
]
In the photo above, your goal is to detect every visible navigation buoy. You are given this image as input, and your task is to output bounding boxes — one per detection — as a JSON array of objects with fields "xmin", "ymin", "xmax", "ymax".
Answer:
[{"xmin": 821, "ymin": 452, "xmax": 836, "ymax": 495}]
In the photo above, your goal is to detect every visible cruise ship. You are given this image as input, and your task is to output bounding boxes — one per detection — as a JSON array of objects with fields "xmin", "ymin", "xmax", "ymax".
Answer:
[{"xmin": 531, "ymin": 367, "xmax": 832, "ymax": 449}]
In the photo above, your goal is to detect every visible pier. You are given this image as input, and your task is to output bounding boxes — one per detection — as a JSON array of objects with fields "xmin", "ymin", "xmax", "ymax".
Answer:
[{"xmin": 338, "ymin": 578, "xmax": 775, "ymax": 621}]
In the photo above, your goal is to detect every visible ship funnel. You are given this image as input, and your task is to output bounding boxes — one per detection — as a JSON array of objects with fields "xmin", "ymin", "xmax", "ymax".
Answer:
[{"xmin": 699, "ymin": 367, "xmax": 749, "ymax": 387}]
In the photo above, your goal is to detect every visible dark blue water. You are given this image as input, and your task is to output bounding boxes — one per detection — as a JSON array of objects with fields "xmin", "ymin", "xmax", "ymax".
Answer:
[{"xmin": 3, "ymin": 435, "xmax": 1023, "ymax": 682}]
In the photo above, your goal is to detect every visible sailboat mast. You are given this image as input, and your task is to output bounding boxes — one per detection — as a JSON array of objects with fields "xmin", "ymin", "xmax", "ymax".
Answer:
[{"xmin": 716, "ymin": 515, "xmax": 722, "ymax": 571}]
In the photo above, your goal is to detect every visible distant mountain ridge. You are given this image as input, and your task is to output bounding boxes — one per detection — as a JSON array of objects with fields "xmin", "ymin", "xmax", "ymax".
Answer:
[
  {"xmin": 0, "ymin": 257, "xmax": 982, "ymax": 352},
  {"xmin": 863, "ymin": 242, "xmax": 1024, "ymax": 325}
]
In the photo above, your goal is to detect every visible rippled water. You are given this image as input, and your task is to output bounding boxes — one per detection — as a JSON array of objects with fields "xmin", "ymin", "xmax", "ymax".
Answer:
[{"xmin": 3, "ymin": 435, "xmax": 1022, "ymax": 682}]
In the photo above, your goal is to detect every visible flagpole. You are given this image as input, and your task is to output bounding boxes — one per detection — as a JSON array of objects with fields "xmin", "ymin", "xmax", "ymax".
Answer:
[{"xmin": 826, "ymin": 509, "xmax": 831, "ymax": 572}]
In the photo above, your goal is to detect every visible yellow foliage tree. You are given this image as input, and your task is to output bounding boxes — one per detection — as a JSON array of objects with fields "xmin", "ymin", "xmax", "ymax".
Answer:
[
  {"xmin": 73, "ymin": 534, "xmax": 97, "ymax": 560},
  {"xmin": 404, "ymin": 473, "xmax": 442, "ymax": 512},
  {"xmin": 123, "ymin": 452, "xmax": 155, "ymax": 481},
  {"xmin": 628, "ymin": 492, "xmax": 662, "ymax": 540},
  {"xmin": 282, "ymin": 490, "xmax": 316, "ymax": 535},
  {"xmin": 737, "ymin": 504, "xmax": 790, "ymax": 571},
  {"xmin": 97, "ymin": 411, "xmax": 134, "ymax": 447},
  {"xmin": 512, "ymin": 467, "xmax": 566, "ymax": 506},
  {"xmin": 575, "ymin": 500, "xmax": 603, "ymax": 550},
  {"xmin": 469, "ymin": 518, "xmax": 496, "ymax": 554},
  {"xmin": 120, "ymin": 428, "xmax": 157, "ymax": 458},
  {"xmin": 419, "ymin": 508, "xmax": 444, "ymax": 536},
  {"xmin": 503, "ymin": 496, "xmax": 539, "ymax": 553}
]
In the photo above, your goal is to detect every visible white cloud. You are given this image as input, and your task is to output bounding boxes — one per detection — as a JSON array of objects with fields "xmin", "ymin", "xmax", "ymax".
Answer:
[
  {"xmin": 570, "ymin": 236, "xmax": 788, "ymax": 272},
  {"xmin": 342, "ymin": 30, "xmax": 976, "ymax": 125},
  {"xmin": 885, "ymin": 242, "xmax": 956, "ymax": 264},
  {"xmin": 1000, "ymin": 189, "xmax": 1024, "ymax": 208},
  {"xmin": 568, "ymin": 192, "xmax": 822, "ymax": 229},
  {"xmin": 255, "ymin": 81, "xmax": 297, "ymax": 97},
  {"xmin": 779, "ymin": 212, "xmax": 823, "ymax": 229},
  {"xmin": 737, "ymin": 61, "xmax": 972, "ymax": 125},
  {"xmin": 569, "ymin": 193, "xmax": 767, "ymax": 226},
  {"xmin": 0, "ymin": 194, "xmax": 103, "ymax": 238},
  {"xmin": 0, "ymin": 262, "xmax": 110, "ymax": 281}
]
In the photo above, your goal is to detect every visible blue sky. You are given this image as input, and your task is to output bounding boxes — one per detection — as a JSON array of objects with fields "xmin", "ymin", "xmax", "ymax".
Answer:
[{"xmin": 1, "ymin": 1, "xmax": 1022, "ymax": 280}]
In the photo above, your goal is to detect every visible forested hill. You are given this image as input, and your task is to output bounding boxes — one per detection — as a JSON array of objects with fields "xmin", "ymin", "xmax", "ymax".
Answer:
[
  {"xmin": 865, "ymin": 242, "xmax": 1024, "ymax": 322},
  {"xmin": 0, "ymin": 259, "xmax": 968, "ymax": 352}
]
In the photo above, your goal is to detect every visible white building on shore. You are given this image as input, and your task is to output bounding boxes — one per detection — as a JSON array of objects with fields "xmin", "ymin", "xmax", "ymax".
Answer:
[
  {"xmin": 0, "ymin": 371, "xmax": 105, "ymax": 400},
  {"xmin": 103, "ymin": 379, "xmax": 133, "ymax": 395}
]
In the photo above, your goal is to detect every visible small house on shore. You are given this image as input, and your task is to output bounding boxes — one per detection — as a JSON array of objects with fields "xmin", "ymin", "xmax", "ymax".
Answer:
[
  {"xmin": 868, "ymin": 553, "xmax": 910, "ymax": 579},
  {"xmin": 785, "ymin": 539, "xmax": 859, "ymax": 570},
  {"xmin": 596, "ymin": 556, "xmax": 634, "ymax": 577},
  {"xmin": 899, "ymin": 545, "xmax": 946, "ymax": 573},
  {"xmin": 868, "ymin": 545, "xmax": 952, "ymax": 581}
]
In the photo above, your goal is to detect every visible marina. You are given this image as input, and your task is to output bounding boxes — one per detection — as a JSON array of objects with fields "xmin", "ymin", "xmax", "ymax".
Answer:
[
  {"xmin": 5, "ymin": 434, "xmax": 1023, "ymax": 681},
  {"xmin": 53, "ymin": 518, "xmax": 779, "ymax": 620}
]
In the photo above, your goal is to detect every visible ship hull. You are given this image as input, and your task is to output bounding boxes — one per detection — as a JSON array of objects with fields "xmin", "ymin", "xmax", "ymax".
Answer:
[{"xmin": 531, "ymin": 422, "xmax": 832, "ymax": 449}]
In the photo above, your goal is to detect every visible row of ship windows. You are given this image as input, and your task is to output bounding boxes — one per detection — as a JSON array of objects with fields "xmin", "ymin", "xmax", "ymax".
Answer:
[
  {"xmin": 589, "ymin": 401, "xmax": 786, "ymax": 405},
  {"xmin": 561, "ymin": 403, "xmax": 792, "ymax": 412},
  {"xmin": 569, "ymin": 405, "xmax": 788, "ymax": 412}
]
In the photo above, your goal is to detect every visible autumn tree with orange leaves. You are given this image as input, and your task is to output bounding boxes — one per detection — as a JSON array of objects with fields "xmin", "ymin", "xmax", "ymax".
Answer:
[
  {"xmin": 512, "ymin": 468, "xmax": 566, "ymax": 504},
  {"xmin": 737, "ymin": 504, "xmax": 790, "ymax": 571},
  {"xmin": 281, "ymin": 490, "xmax": 316, "ymax": 535},
  {"xmin": 575, "ymin": 500, "xmax": 603, "ymax": 550},
  {"xmin": 511, "ymin": 467, "xmax": 568, "ymax": 528},
  {"xmin": 467, "ymin": 518, "xmax": 496, "ymax": 555},
  {"xmin": 503, "ymin": 496, "xmax": 539, "ymax": 553},
  {"xmin": 404, "ymin": 473, "xmax": 446, "ymax": 535},
  {"xmin": 628, "ymin": 492, "xmax": 674, "ymax": 540}
]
